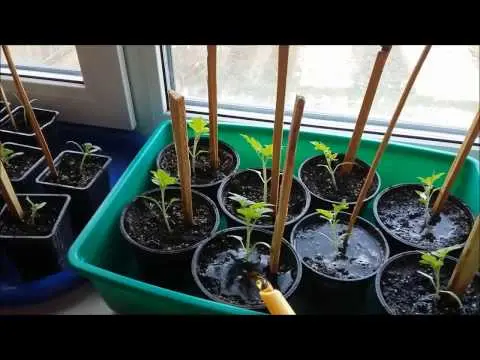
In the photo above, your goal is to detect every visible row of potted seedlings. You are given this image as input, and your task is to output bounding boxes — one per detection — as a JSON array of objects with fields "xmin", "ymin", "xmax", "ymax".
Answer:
[
  {"xmin": 120, "ymin": 45, "xmax": 479, "ymax": 315},
  {"xmin": 0, "ymin": 45, "xmax": 112, "ymax": 287}
]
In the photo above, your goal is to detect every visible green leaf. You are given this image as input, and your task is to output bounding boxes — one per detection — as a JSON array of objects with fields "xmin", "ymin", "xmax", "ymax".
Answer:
[
  {"xmin": 261, "ymin": 144, "xmax": 273, "ymax": 158},
  {"xmin": 151, "ymin": 169, "xmax": 177, "ymax": 190},
  {"xmin": 228, "ymin": 192, "xmax": 255, "ymax": 208},
  {"xmin": 188, "ymin": 117, "xmax": 209, "ymax": 136},
  {"xmin": 417, "ymin": 171, "xmax": 445, "ymax": 187},
  {"xmin": 241, "ymin": 134, "xmax": 272, "ymax": 160},
  {"xmin": 310, "ymin": 141, "xmax": 330, "ymax": 153},
  {"xmin": 431, "ymin": 243, "xmax": 463, "ymax": 260},
  {"xmin": 234, "ymin": 198, "xmax": 273, "ymax": 224},
  {"xmin": 316, "ymin": 209, "xmax": 334, "ymax": 220},
  {"xmin": 333, "ymin": 199, "xmax": 349, "ymax": 213}
]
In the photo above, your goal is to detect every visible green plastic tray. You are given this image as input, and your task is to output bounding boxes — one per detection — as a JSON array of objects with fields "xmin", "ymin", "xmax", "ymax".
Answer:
[{"xmin": 67, "ymin": 120, "xmax": 479, "ymax": 314}]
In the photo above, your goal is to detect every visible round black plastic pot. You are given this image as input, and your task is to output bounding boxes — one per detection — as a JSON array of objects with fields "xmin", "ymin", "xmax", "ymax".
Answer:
[
  {"xmin": 121, "ymin": 187, "xmax": 220, "ymax": 290},
  {"xmin": 290, "ymin": 211, "xmax": 390, "ymax": 311},
  {"xmin": 191, "ymin": 226, "xmax": 302, "ymax": 311},
  {"xmin": 217, "ymin": 168, "xmax": 311, "ymax": 239},
  {"xmin": 373, "ymin": 183, "xmax": 474, "ymax": 255},
  {"xmin": 0, "ymin": 194, "xmax": 73, "ymax": 282},
  {"xmin": 35, "ymin": 150, "xmax": 112, "ymax": 236},
  {"xmin": 298, "ymin": 153, "xmax": 381, "ymax": 212},
  {"xmin": 0, "ymin": 106, "xmax": 60, "ymax": 154},
  {"xmin": 375, "ymin": 251, "xmax": 480, "ymax": 315},
  {"xmin": 156, "ymin": 137, "xmax": 240, "ymax": 204},
  {"xmin": 4, "ymin": 142, "xmax": 46, "ymax": 193}
]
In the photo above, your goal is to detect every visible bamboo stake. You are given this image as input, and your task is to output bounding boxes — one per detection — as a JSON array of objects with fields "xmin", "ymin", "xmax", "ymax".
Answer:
[
  {"xmin": 432, "ymin": 110, "xmax": 480, "ymax": 214},
  {"xmin": 270, "ymin": 95, "xmax": 305, "ymax": 274},
  {"xmin": 207, "ymin": 45, "xmax": 219, "ymax": 169},
  {"xmin": 347, "ymin": 45, "xmax": 431, "ymax": 234},
  {"xmin": 448, "ymin": 216, "xmax": 480, "ymax": 295},
  {"xmin": 168, "ymin": 90, "xmax": 193, "ymax": 225},
  {"xmin": 341, "ymin": 45, "xmax": 391, "ymax": 174},
  {"xmin": 0, "ymin": 83, "xmax": 17, "ymax": 130},
  {"xmin": 1, "ymin": 45, "xmax": 58, "ymax": 177},
  {"xmin": 0, "ymin": 161, "xmax": 24, "ymax": 219},
  {"xmin": 270, "ymin": 45, "xmax": 289, "ymax": 213}
]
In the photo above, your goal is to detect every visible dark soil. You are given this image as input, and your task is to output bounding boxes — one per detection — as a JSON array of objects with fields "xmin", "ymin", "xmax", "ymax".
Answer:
[
  {"xmin": 380, "ymin": 254, "xmax": 480, "ymax": 315},
  {"xmin": 376, "ymin": 184, "xmax": 472, "ymax": 250},
  {"xmin": 123, "ymin": 188, "xmax": 217, "ymax": 252},
  {"xmin": 194, "ymin": 228, "xmax": 299, "ymax": 307},
  {"xmin": 293, "ymin": 213, "xmax": 386, "ymax": 280},
  {"xmin": 3, "ymin": 144, "xmax": 43, "ymax": 180},
  {"xmin": 43, "ymin": 152, "xmax": 107, "ymax": 188},
  {"xmin": 157, "ymin": 137, "xmax": 237, "ymax": 185},
  {"xmin": 300, "ymin": 154, "xmax": 378, "ymax": 203},
  {"xmin": 222, "ymin": 169, "xmax": 307, "ymax": 226},
  {"xmin": 0, "ymin": 108, "xmax": 54, "ymax": 134},
  {"xmin": 0, "ymin": 196, "xmax": 65, "ymax": 236}
]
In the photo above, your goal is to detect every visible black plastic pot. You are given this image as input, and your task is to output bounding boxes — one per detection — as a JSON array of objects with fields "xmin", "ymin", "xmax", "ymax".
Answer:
[
  {"xmin": 373, "ymin": 183, "xmax": 474, "ymax": 255},
  {"xmin": 0, "ymin": 194, "xmax": 73, "ymax": 282},
  {"xmin": 217, "ymin": 168, "xmax": 311, "ymax": 238},
  {"xmin": 191, "ymin": 226, "xmax": 303, "ymax": 311},
  {"xmin": 156, "ymin": 137, "xmax": 240, "ymax": 204},
  {"xmin": 290, "ymin": 211, "xmax": 389, "ymax": 311},
  {"xmin": 121, "ymin": 187, "xmax": 220, "ymax": 290},
  {"xmin": 35, "ymin": 150, "xmax": 112, "ymax": 235},
  {"xmin": 374, "ymin": 251, "xmax": 480, "ymax": 315},
  {"xmin": 298, "ymin": 153, "xmax": 381, "ymax": 212},
  {"xmin": 3, "ymin": 142, "xmax": 46, "ymax": 193},
  {"xmin": 0, "ymin": 106, "xmax": 60, "ymax": 153}
]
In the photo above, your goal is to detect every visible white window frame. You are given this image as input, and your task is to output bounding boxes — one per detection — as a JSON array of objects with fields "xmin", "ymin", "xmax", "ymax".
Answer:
[{"xmin": 1, "ymin": 45, "xmax": 136, "ymax": 130}]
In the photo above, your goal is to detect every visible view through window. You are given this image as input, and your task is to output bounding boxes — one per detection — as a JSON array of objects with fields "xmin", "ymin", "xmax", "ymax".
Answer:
[
  {"xmin": 170, "ymin": 45, "xmax": 479, "ymax": 132},
  {"xmin": 1, "ymin": 45, "xmax": 81, "ymax": 73}
]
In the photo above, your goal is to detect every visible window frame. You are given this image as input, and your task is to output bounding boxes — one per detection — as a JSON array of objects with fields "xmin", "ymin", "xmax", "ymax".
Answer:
[{"xmin": 0, "ymin": 45, "xmax": 136, "ymax": 130}]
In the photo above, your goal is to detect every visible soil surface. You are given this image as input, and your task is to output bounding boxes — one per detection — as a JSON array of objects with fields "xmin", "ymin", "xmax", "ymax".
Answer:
[
  {"xmin": 293, "ymin": 214, "xmax": 386, "ymax": 280},
  {"xmin": 3, "ymin": 144, "xmax": 43, "ymax": 180},
  {"xmin": 380, "ymin": 254, "xmax": 480, "ymax": 315},
  {"xmin": 195, "ymin": 229, "xmax": 298, "ymax": 307},
  {"xmin": 0, "ymin": 108, "xmax": 53, "ymax": 134},
  {"xmin": 43, "ymin": 152, "xmax": 107, "ymax": 188},
  {"xmin": 376, "ymin": 184, "xmax": 472, "ymax": 250},
  {"xmin": 0, "ymin": 196, "xmax": 65, "ymax": 236},
  {"xmin": 300, "ymin": 154, "xmax": 378, "ymax": 203},
  {"xmin": 157, "ymin": 138, "xmax": 237, "ymax": 185},
  {"xmin": 123, "ymin": 189, "xmax": 217, "ymax": 252},
  {"xmin": 222, "ymin": 169, "xmax": 307, "ymax": 226}
]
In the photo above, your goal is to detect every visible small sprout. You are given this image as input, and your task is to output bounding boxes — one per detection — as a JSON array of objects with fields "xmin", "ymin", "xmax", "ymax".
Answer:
[
  {"xmin": 416, "ymin": 171, "xmax": 445, "ymax": 227},
  {"xmin": 0, "ymin": 143, "xmax": 23, "ymax": 166},
  {"xmin": 25, "ymin": 196, "xmax": 47, "ymax": 225},
  {"xmin": 139, "ymin": 169, "xmax": 178, "ymax": 233},
  {"xmin": 310, "ymin": 141, "xmax": 357, "ymax": 191},
  {"xmin": 417, "ymin": 244, "xmax": 464, "ymax": 307},
  {"xmin": 187, "ymin": 117, "xmax": 209, "ymax": 175},
  {"xmin": 315, "ymin": 199, "xmax": 350, "ymax": 251},
  {"xmin": 241, "ymin": 134, "xmax": 273, "ymax": 203},
  {"xmin": 228, "ymin": 192, "xmax": 273, "ymax": 259},
  {"xmin": 66, "ymin": 141, "xmax": 102, "ymax": 173}
]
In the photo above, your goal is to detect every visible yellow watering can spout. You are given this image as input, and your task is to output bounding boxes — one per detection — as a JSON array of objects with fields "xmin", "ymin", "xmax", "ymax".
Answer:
[{"xmin": 255, "ymin": 276, "xmax": 296, "ymax": 315}]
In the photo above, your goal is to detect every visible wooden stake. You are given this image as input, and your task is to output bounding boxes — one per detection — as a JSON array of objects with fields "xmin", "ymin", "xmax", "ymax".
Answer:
[
  {"xmin": 1, "ymin": 45, "xmax": 58, "ymax": 177},
  {"xmin": 207, "ymin": 45, "xmax": 219, "ymax": 169},
  {"xmin": 0, "ymin": 83, "xmax": 17, "ymax": 130},
  {"xmin": 270, "ymin": 45, "xmax": 289, "ymax": 213},
  {"xmin": 0, "ymin": 161, "xmax": 24, "ymax": 219},
  {"xmin": 432, "ymin": 110, "xmax": 480, "ymax": 214},
  {"xmin": 341, "ymin": 45, "xmax": 391, "ymax": 174},
  {"xmin": 270, "ymin": 95, "xmax": 305, "ymax": 274},
  {"xmin": 347, "ymin": 45, "xmax": 431, "ymax": 234},
  {"xmin": 168, "ymin": 90, "xmax": 193, "ymax": 225},
  {"xmin": 448, "ymin": 216, "xmax": 480, "ymax": 295}
]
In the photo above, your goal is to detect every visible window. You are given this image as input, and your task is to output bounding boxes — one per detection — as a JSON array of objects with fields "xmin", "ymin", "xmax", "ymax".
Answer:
[
  {"xmin": 1, "ymin": 45, "xmax": 135, "ymax": 129},
  {"xmin": 165, "ymin": 45, "xmax": 479, "ymax": 136}
]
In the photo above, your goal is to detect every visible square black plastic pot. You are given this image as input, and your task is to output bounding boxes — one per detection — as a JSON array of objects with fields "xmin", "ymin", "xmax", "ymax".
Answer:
[
  {"xmin": 35, "ymin": 150, "xmax": 112, "ymax": 235},
  {"xmin": 4, "ymin": 142, "xmax": 46, "ymax": 193},
  {"xmin": 0, "ymin": 194, "xmax": 73, "ymax": 282},
  {"xmin": 0, "ymin": 106, "xmax": 60, "ymax": 153}
]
